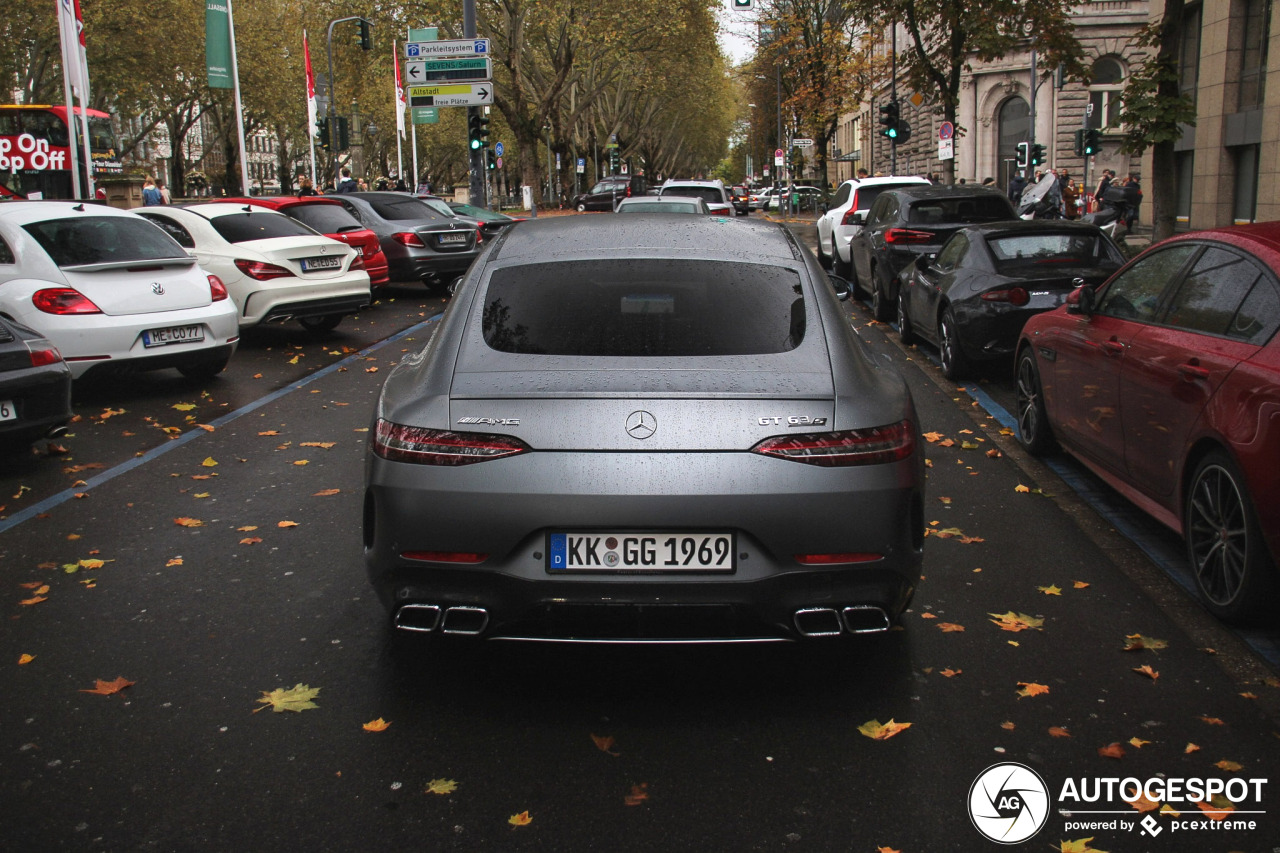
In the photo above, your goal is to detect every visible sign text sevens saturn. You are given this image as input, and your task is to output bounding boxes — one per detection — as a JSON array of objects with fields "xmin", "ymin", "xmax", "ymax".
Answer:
[{"xmin": 626, "ymin": 411, "xmax": 656, "ymax": 440}]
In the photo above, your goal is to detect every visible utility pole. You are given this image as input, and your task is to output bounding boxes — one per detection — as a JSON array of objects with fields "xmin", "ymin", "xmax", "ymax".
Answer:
[
  {"xmin": 890, "ymin": 20, "xmax": 898, "ymax": 176},
  {"xmin": 327, "ymin": 16, "xmax": 371, "ymax": 184}
]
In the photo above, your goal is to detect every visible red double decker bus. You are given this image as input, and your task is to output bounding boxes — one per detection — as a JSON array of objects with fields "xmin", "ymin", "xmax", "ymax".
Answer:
[{"xmin": 0, "ymin": 104, "xmax": 123, "ymax": 199}]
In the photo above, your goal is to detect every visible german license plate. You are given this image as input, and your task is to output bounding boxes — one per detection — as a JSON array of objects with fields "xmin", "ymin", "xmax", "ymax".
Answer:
[
  {"xmin": 0, "ymin": 400, "xmax": 15, "ymax": 422},
  {"xmin": 548, "ymin": 532, "xmax": 734, "ymax": 572},
  {"xmin": 301, "ymin": 255, "xmax": 342, "ymax": 271},
  {"xmin": 142, "ymin": 324, "xmax": 204, "ymax": 348},
  {"xmin": 437, "ymin": 232, "xmax": 467, "ymax": 245}
]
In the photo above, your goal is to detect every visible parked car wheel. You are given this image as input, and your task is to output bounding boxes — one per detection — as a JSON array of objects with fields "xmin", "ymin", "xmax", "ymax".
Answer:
[
  {"xmin": 300, "ymin": 314, "xmax": 344, "ymax": 333},
  {"xmin": 1185, "ymin": 450, "xmax": 1278, "ymax": 624},
  {"xmin": 896, "ymin": 292, "xmax": 916, "ymax": 345},
  {"xmin": 177, "ymin": 354, "xmax": 230, "ymax": 382},
  {"xmin": 576, "ymin": 203, "xmax": 587, "ymax": 212},
  {"xmin": 1014, "ymin": 348, "xmax": 1056, "ymax": 455},
  {"xmin": 937, "ymin": 309, "xmax": 968, "ymax": 379}
]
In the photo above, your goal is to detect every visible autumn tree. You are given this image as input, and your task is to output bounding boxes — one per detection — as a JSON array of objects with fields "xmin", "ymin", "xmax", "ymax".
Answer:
[
  {"xmin": 1117, "ymin": 0, "xmax": 1195, "ymax": 242},
  {"xmin": 856, "ymin": 0, "xmax": 1084, "ymax": 184}
]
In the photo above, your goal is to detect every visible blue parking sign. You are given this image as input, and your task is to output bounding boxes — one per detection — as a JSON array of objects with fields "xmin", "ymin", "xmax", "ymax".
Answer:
[{"xmin": 495, "ymin": 142, "xmax": 504, "ymax": 157}]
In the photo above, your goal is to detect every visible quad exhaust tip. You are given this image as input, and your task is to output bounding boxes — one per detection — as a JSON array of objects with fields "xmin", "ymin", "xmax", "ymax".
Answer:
[
  {"xmin": 394, "ymin": 604, "xmax": 489, "ymax": 636},
  {"xmin": 793, "ymin": 605, "xmax": 890, "ymax": 637}
]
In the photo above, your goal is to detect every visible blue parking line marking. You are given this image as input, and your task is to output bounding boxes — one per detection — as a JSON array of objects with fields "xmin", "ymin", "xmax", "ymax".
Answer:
[{"xmin": 0, "ymin": 315, "xmax": 441, "ymax": 536}]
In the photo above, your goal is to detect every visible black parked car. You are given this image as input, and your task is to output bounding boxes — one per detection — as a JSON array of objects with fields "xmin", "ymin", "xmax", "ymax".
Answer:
[
  {"xmin": 333, "ymin": 193, "xmax": 482, "ymax": 289},
  {"xmin": 849, "ymin": 186, "xmax": 1016, "ymax": 320},
  {"xmin": 571, "ymin": 174, "xmax": 648, "ymax": 212},
  {"xmin": 895, "ymin": 221, "xmax": 1125, "ymax": 379},
  {"xmin": 0, "ymin": 315, "xmax": 72, "ymax": 454}
]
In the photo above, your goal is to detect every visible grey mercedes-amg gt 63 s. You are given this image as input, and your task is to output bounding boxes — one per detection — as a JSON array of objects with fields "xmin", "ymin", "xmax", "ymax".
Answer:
[{"xmin": 363, "ymin": 214, "xmax": 925, "ymax": 643}]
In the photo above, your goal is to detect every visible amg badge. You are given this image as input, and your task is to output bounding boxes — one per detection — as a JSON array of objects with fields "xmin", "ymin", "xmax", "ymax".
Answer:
[{"xmin": 457, "ymin": 417, "xmax": 520, "ymax": 426}]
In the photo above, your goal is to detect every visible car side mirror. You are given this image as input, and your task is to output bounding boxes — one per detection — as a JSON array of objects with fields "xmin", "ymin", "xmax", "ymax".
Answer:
[
  {"xmin": 829, "ymin": 274, "xmax": 853, "ymax": 302},
  {"xmin": 1066, "ymin": 282, "xmax": 1095, "ymax": 316}
]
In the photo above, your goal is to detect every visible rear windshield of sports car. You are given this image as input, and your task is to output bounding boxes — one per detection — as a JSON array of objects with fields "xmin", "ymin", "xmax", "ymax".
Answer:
[
  {"xmin": 368, "ymin": 198, "xmax": 450, "ymax": 223},
  {"xmin": 987, "ymin": 232, "xmax": 1123, "ymax": 271},
  {"xmin": 209, "ymin": 211, "xmax": 316, "ymax": 243},
  {"xmin": 24, "ymin": 216, "xmax": 188, "ymax": 266},
  {"xmin": 907, "ymin": 196, "xmax": 1011, "ymax": 224},
  {"xmin": 288, "ymin": 205, "xmax": 363, "ymax": 234},
  {"xmin": 481, "ymin": 259, "xmax": 806, "ymax": 356}
]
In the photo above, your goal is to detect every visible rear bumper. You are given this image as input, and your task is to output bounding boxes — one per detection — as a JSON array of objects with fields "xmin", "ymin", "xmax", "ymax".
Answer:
[
  {"xmin": 237, "ymin": 273, "xmax": 371, "ymax": 327},
  {"xmin": 0, "ymin": 365, "xmax": 72, "ymax": 444},
  {"xmin": 386, "ymin": 251, "xmax": 479, "ymax": 283},
  {"xmin": 364, "ymin": 449, "xmax": 924, "ymax": 640}
]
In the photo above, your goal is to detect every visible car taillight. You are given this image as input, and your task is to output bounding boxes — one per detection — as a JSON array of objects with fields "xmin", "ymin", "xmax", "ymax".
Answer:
[
  {"xmin": 32, "ymin": 288, "xmax": 101, "ymax": 315},
  {"xmin": 233, "ymin": 259, "xmax": 293, "ymax": 280},
  {"xmin": 28, "ymin": 344, "xmax": 63, "ymax": 367},
  {"xmin": 373, "ymin": 419, "xmax": 530, "ymax": 465},
  {"xmin": 393, "ymin": 231, "xmax": 426, "ymax": 247},
  {"xmin": 884, "ymin": 228, "xmax": 935, "ymax": 244},
  {"xmin": 981, "ymin": 287, "xmax": 1030, "ymax": 307},
  {"xmin": 350, "ymin": 254, "xmax": 365, "ymax": 270},
  {"xmin": 475, "ymin": 228, "xmax": 484, "ymax": 244},
  {"xmin": 362, "ymin": 243, "xmax": 379, "ymax": 257},
  {"xmin": 208, "ymin": 274, "xmax": 229, "ymax": 301},
  {"xmin": 751, "ymin": 421, "xmax": 915, "ymax": 467},
  {"xmin": 840, "ymin": 193, "xmax": 861, "ymax": 225}
]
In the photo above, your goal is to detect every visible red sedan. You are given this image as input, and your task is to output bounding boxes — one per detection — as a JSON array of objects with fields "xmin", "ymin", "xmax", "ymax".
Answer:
[
  {"xmin": 222, "ymin": 196, "xmax": 390, "ymax": 286},
  {"xmin": 1014, "ymin": 223, "xmax": 1280, "ymax": 623}
]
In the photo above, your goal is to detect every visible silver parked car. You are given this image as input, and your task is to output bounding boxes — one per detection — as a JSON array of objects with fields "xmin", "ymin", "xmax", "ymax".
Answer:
[{"xmin": 364, "ymin": 215, "xmax": 925, "ymax": 643}]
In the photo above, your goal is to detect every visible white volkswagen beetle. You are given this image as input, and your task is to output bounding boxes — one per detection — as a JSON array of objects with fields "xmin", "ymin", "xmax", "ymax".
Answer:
[{"xmin": 0, "ymin": 201, "xmax": 239, "ymax": 380}]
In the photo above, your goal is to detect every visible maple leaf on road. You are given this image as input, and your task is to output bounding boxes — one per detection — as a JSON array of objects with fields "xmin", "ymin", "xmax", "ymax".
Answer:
[
  {"xmin": 1126, "ymin": 793, "xmax": 1160, "ymax": 812},
  {"xmin": 1016, "ymin": 682, "xmax": 1049, "ymax": 698},
  {"xmin": 363, "ymin": 718, "xmax": 391, "ymax": 732},
  {"xmin": 1097, "ymin": 742, "xmax": 1126, "ymax": 759},
  {"xmin": 1132, "ymin": 665, "xmax": 1159, "ymax": 680},
  {"xmin": 858, "ymin": 719, "xmax": 912, "ymax": 740},
  {"xmin": 254, "ymin": 683, "xmax": 320, "ymax": 713},
  {"xmin": 989, "ymin": 612, "xmax": 1044, "ymax": 632},
  {"xmin": 1059, "ymin": 839, "xmax": 1108, "ymax": 853},
  {"xmin": 425, "ymin": 778, "xmax": 457, "ymax": 795},
  {"xmin": 1123, "ymin": 634, "xmax": 1168, "ymax": 651},
  {"xmin": 81, "ymin": 676, "xmax": 135, "ymax": 695},
  {"xmin": 591, "ymin": 734, "xmax": 621, "ymax": 756},
  {"xmin": 624, "ymin": 783, "xmax": 649, "ymax": 806},
  {"xmin": 508, "ymin": 811, "xmax": 532, "ymax": 827},
  {"xmin": 174, "ymin": 517, "xmax": 204, "ymax": 528}
]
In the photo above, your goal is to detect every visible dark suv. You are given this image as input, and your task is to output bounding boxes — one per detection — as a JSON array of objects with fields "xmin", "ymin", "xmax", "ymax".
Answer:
[
  {"xmin": 572, "ymin": 174, "xmax": 649, "ymax": 212},
  {"xmin": 849, "ymin": 186, "xmax": 1016, "ymax": 320}
]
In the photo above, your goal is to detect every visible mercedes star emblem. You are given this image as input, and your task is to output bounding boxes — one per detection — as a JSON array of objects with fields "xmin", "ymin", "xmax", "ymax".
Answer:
[{"xmin": 626, "ymin": 410, "xmax": 657, "ymax": 440}]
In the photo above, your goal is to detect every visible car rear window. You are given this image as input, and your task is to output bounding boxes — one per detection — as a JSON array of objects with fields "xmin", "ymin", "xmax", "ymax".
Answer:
[
  {"xmin": 987, "ymin": 232, "xmax": 1120, "ymax": 270},
  {"xmin": 481, "ymin": 259, "xmax": 805, "ymax": 356},
  {"xmin": 368, "ymin": 198, "xmax": 449, "ymax": 222},
  {"xmin": 908, "ymin": 196, "xmax": 1011, "ymax": 224},
  {"xmin": 617, "ymin": 201, "xmax": 701, "ymax": 214},
  {"xmin": 662, "ymin": 187, "xmax": 724, "ymax": 204},
  {"xmin": 23, "ymin": 216, "xmax": 187, "ymax": 266},
  {"xmin": 208, "ymin": 211, "xmax": 316, "ymax": 243},
  {"xmin": 287, "ymin": 204, "xmax": 363, "ymax": 234}
]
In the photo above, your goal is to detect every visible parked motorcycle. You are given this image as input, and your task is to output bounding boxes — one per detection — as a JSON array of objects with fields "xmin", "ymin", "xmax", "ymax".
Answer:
[
  {"xmin": 1016, "ymin": 172, "xmax": 1064, "ymax": 220},
  {"xmin": 1081, "ymin": 185, "xmax": 1142, "ymax": 240}
]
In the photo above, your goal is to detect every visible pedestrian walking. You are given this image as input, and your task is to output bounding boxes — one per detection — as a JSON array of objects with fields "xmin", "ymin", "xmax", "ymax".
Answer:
[
  {"xmin": 1059, "ymin": 170, "xmax": 1078, "ymax": 219},
  {"xmin": 156, "ymin": 179, "xmax": 172, "ymax": 204},
  {"xmin": 333, "ymin": 168, "xmax": 358, "ymax": 194},
  {"xmin": 1008, "ymin": 173, "xmax": 1026, "ymax": 205},
  {"xmin": 141, "ymin": 177, "xmax": 163, "ymax": 206}
]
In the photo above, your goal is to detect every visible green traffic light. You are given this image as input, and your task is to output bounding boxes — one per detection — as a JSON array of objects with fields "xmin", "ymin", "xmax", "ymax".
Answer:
[{"xmin": 887, "ymin": 128, "xmax": 898, "ymax": 139}]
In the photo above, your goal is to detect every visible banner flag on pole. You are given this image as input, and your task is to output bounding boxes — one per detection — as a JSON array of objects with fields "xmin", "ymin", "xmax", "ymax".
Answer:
[
  {"xmin": 394, "ymin": 40, "xmax": 406, "ymax": 139},
  {"xmin": 304, "ymin": 30, "xmax": 317, "ymax": 136},
  {"xmin": 205, "ymin": 1, "xmax": 233, "ymax": 88},
  {"xmin": 54, "ymin": 0, "xmax": 83, "ymax": 197}
]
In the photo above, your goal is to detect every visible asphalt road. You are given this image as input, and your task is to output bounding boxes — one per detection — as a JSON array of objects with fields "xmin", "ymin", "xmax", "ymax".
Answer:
[{"xmin": 3, "ymin": 228, "xmax": 1279, "ymax": 851}]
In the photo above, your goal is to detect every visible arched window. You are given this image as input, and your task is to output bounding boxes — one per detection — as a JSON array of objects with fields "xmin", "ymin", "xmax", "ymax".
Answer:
[
  {"xmin": 997, "ymin": 96, "xmax": 1031, "ymax": 182},
  {"xmin": 1089, "ymin": 57, "xmax": 1126, "ymax": 128}
]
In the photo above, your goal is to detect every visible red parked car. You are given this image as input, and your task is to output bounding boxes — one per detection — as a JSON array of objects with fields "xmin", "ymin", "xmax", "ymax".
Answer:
[
  {"xmin": 222, "ymin": 196, "xmax": 390, "ymax": 286},
  {"xmin": 1014, "ymin": 223, "xmax": 1280, "ymax": 623}
]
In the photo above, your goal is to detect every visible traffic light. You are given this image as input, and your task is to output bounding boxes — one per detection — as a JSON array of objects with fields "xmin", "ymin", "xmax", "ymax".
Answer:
[
  {"xmin": 733, "ymin": 0, "xmax": 752, "ymax": 8},
  {"xmin": 609, "ymin": 148, "xmax": 620, "ymax": 173},
  {"xmin": 486, "ymin": 149, "xmax": 496, "ymax": 171},
  {"xmin": 467, "ymin": 113, "xmax": 489, "ymax": 150},
  {"xmin": 332, "ymin": 116, "xmax": 350, "ymax": 151},
  {"xmin": 879, "ymin": 99, "xmax": 900, "ymax": 139},
  {"xmin": 894, "ymin": 121, "xmax": 912, "ymax": 144},
  {"xmin": 1083, "ymin": 128, "xmax": 1101, "ymax": 156},
  {"xmin": 318, "ymin": 118, "xmax": 330, "ymax": 150},
  {"xmin": 1073, "ymin": 128, "xmax": 1085, "ymax": 156},
  {"xmin": 1015, "ymin": 141, "xmax": 1031, "ymax": 169},
  {"xmin": 1030, "ymin": 143, "xmax": 1047, "ymax": 167},
  {"xmin": 357, "ymin": 19, "xmax": 372, "ymax": 51}
]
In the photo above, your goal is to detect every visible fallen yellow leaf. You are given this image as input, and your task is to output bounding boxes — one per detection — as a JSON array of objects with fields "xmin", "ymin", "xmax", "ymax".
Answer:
[
  {"xmin": 201, "ymin": 457, "xmax": 218, "ymax": 468},
  {"xmin": 1132, "ymin": 665, "xmax": 1159, "ymax": 680},
  {"xmin": 1098, "ymin": 742, "xmax": 1126, "ymax": 759},
  {"xmin": 624, "ymin": 783, "xmax": 649, "ymax": 806},
  {"xmin": 277, "ymin": 520, "xmax": 299, "ymax": 528},
  {"xmin": 1016, "ymin": 682, "xmax": 1050, "ymax": 698},
  {"xmin": 174, "ymin": 517, "xmax": 203, "ymax": 528},
  {"xmin": 1049, "ymin": 726, "xmax": 1072, "ymax": 738},
  {"xmin": 313, "ymin": 489, "xmax": 341, "ymax": 497},
  {"xmin": 18, "ymin": 654, "xmax": 35, "ymax": 665},
  {"xmin": 1126, "ymin": 793, "xmax": 1160, "ymax": 813},
  {"xmin": 858, "ymin": 719, "xmax": 912, "ymax": 740},
  {"xmin": 591, "ymin": 734, "xmax": 621, "ymax": 756},
  {"xmin": 1038, "ymin": 584, "xmax": 1062, "ymax": 596},
  {"xmin": 81, "ymin": 676, "xmax": 135, "ymax": 695},
  {"xmin": 362, "ymin": 718, "xmax": 391, "ymax": 732},
  {"xmin": 425, "ymin": 778, "xmax": 457, "ymax": 795},
  {"xmin": 1215, "ymin": 759, "xmax": 1243, "ymax": 772},
  {"xmin": 508, "ymin": 811, "xmax": 532, "ymax": 827},
  {"xmin": 937, "ymin": 622, "xmax": 965, "ymax": 632}
]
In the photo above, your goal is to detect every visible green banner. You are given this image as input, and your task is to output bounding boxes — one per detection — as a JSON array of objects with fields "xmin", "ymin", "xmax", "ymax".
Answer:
[{"xmin": 205, "ymin": 1, "xmax": 233, "ymax": 89}]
